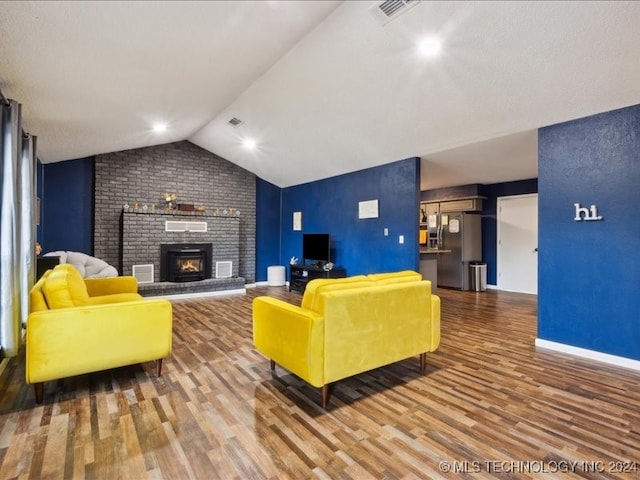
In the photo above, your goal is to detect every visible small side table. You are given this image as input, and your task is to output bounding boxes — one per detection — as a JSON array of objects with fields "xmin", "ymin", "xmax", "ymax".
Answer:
[
  {"xmin": 267, "ymin": 265, "xmax": 286, "ymax": 286},
  {"xmin": 289, "ymin": 265, "xmax": 347, "ymax": 293}
]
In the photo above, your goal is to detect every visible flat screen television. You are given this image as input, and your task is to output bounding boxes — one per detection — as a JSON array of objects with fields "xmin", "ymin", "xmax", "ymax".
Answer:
[{"xmin": 302, "ymin": 233, "xmax": 331, "ymax": 264}]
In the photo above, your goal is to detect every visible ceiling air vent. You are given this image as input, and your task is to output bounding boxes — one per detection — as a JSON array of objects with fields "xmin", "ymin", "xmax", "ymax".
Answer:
[
  {"xmin": 228, "ymin": 117, "xmax": 243, "ymax": 127},
  {"xmin": 371, "ymin": 0, "xmax": 419, "ymax": 25}
]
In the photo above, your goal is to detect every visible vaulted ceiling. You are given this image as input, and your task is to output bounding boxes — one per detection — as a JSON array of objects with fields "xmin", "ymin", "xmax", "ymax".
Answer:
[{"xmin": 2, "ymin": 1, "xmax": 640, "ymax": 189}]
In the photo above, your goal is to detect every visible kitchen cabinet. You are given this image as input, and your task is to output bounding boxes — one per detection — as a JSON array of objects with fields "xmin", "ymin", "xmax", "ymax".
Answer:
[
  {"xmin": 421, "ymin": 197, "xmax": 484, "ymax": 215},
  {"xmin": 439, "ymin": 198, "xmax": 483, "ymax": 213}
]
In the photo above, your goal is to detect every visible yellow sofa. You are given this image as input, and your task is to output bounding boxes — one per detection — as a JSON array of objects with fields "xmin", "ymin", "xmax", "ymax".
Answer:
[
  {"xmin": 253, "ymin": 270, "xmax": 440, "ymax": 407},
  {"xmin": 26, "ymin": 264, "xmax": 173, "ymax": 403}
]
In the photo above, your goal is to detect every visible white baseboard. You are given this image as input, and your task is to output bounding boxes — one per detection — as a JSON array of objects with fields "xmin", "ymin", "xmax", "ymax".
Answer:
[
  {"xmin": 254, "ymin": 281, "xmax": 289, "ymax": 287},
  {"xmin": 535, "ymin": 338, "xmax": 640, "ymax": 372},
  {"xmin": 151, "ymin": 288, "xmax": 246, "ymax": 301}
]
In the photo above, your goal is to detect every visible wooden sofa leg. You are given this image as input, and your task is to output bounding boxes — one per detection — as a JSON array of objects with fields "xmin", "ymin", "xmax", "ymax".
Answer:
[
  {"xmin": 156, "ymin": 358, "xmax": 163, "ymax": 376},
  {"xmin": 420, "ymin": 353, "xmax": 426, "ymax": 372},
  {"xmin": 34, "ymin": 383, "xmax": 44, "ymax": 404},
  {"xmin": 321, "ymin": 384, "xmax": 330, "ymax": 409}
]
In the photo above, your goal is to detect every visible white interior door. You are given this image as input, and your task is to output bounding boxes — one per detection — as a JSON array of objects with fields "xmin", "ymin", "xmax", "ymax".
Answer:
[{"xmin": 497, "ymin": 194, "xmax": 538, "ymax": 294}]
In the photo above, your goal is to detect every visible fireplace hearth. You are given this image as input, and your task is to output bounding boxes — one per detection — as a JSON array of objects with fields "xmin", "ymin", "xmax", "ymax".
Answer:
[{"xmin": 160, "ymin": 243, "xmax": 213, "ymax": 282}]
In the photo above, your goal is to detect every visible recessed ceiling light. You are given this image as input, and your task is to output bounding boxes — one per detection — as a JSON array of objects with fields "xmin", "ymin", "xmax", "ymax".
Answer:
[
  {"xmin": 243, "ymin": 138, "xmax": 256, "ymax": 150},
  {"xmin": 417, "ymin": 37, "xmax": 441, "ymax": 57},
  {"xmin": 152, "ymin": 122, "xmax": 168, "ymax": 133}
]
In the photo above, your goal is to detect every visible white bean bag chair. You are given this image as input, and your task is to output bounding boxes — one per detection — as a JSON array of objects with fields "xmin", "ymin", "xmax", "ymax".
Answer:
[{"xmin": 43, "ymin": 251, "xmax": 119, "ymax": 278}]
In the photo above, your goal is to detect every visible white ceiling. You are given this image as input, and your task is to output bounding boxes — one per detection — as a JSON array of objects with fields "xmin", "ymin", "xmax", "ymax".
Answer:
[{"xmin": 2, "ymin": 1, "xmax": 640, "ymax": 190}]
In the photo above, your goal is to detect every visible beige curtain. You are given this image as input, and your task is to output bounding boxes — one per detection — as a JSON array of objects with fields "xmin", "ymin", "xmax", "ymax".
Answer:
[{"xmin": 1, "ymin": 97, "xmax": 37, "ymax": 356}]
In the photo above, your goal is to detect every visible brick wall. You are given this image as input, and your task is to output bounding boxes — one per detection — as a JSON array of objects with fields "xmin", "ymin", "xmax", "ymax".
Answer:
[{"xmin": 94, "ymin": 141, "xmax": 256, "ymax": 282}]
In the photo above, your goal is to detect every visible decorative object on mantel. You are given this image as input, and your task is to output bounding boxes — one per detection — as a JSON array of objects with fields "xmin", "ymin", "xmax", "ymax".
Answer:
[
  {"xmin": 323, "ymin": 262, "xmax": 335, "ymax": 271},
  {"xmin": 123, "ymin": 204, "xmax": 242, "ymax": 218},
  {"xmin": 290, "ymin": 256, "xmax": 298, "ymax": 265},
  {"xmin": 164, "ymin": 192, "xmax": 177, "ymax": 210},
  {"xmin": 126, "ymin": 208, "xmax": 206, "ymax": 217}
]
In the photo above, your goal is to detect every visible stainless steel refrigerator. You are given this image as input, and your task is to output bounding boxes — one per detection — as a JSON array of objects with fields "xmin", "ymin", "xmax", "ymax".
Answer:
[{"xmin": 437, "ymin": 213, "xmax": 482, "ymax": 290}]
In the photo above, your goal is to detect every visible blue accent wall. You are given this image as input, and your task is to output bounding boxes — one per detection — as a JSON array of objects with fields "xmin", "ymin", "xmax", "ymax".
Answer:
[
  {"xmin": 479, "ymin": 179, "xmax": 538, "ymax": 285},
  {"xmin": 40, "ymin": 157, "xmax": 94, "ymax": 255},
  {"xmin": 280, "ymin": 158, "xmax": 420, "ymax": 277},
  {"xmin": 538, "ymin": 104, "xmax": 640, "ymax": 360},
  {"xmin": 255, "ymin": 178, "xmax": 282, "ymax": 282}
]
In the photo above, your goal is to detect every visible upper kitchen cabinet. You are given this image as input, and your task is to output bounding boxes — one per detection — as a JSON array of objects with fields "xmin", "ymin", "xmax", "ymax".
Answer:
[
  {"xmin": 439, "ymin": 197, "xmax": 483, "ymax": 213},
  {"xmin": 421, "ymin": 197, "xmax": 484, "ymax": 215}
]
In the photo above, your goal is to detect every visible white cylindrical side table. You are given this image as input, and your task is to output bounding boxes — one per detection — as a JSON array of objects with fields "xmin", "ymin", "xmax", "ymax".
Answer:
[{"xmin": 267, "ymin": 265, "xmax": 286, "ymax": 286}]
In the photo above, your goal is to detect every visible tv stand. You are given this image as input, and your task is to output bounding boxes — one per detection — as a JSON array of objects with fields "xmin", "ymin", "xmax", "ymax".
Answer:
[{"xmin": 289, "ymin": 264, "xmax": 346, "ymax": 293}]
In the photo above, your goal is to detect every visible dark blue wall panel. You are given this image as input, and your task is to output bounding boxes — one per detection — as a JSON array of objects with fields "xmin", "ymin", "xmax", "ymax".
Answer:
[
  {"xmin": 41, "ymin": 157, "xmax": 94, "ymax": 255},
  {"xmin": 255, "ymin": 178, "xmax": 282, "ymax": 282},
  {"xmin": 420, "ymin": 184, "xmax": 481, "ymax": 202},
  {"xmin": 280, "ymin": 158, "xmax": 420, "ymax": 277},
  {"xmin": 538, "ymin": 104, "xmax": 640, "ymax": 360}
]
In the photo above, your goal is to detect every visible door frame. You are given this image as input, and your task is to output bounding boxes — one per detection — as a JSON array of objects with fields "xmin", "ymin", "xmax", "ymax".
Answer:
[{"xmin": 496, "ymin": 193, "xmax": 538, "ymax": 294}]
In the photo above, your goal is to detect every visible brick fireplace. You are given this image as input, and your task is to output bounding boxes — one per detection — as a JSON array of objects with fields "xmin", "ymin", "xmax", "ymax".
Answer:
[
  {"xmin": 93, "ymin": 141, "xmax": 256, "ymax": 283},
  {"xmin": 120, "ymin": 211, "xmax": 240, "ymax": 283}
]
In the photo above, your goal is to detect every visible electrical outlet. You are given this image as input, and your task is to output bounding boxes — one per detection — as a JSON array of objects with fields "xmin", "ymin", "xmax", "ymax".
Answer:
[
  {"xmin": 384, "ymin": 228, "xmax": 388, "ymax": 236},
  {"xmin": 399, "ymin": 235, "xmax": 404, "ymax": 244}
]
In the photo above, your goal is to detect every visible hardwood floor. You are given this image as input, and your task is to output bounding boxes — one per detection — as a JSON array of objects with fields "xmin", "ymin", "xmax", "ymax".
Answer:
[{"xmin": 1, "ymin": 287, "xmax": 638, "ymax": 479}]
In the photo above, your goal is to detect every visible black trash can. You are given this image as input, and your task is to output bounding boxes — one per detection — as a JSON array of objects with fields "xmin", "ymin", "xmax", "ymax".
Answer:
[{"xmin": 469, "ymin": 261, "xmax": 487, "ymax": 292}]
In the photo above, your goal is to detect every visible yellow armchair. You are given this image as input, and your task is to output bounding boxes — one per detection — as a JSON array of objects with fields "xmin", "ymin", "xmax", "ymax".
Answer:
[
  {"xmin": 26, "ymin": 264, "xmax": 173, "ymax": 403},
  {"xmin": 253, "ymin": 270, "xmax": 440, "ymax": 407}
]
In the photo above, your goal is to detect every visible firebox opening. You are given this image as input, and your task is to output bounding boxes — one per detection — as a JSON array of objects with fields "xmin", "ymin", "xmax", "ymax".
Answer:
[
  {"xmin": 160, "ymin": 243, "xmax": 213, "ymax": 282},
  {"xmin": 177, "ymin": 258, "xmax": 201, "ymax": 273},
  {"xmin": 168, "ymin": 249, "xmax": 205, "ymax": 282}
]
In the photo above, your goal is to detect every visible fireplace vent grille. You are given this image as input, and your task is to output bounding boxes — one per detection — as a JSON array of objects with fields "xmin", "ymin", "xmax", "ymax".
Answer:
[
  {"xmin": 165, "ymin": 221, "xmax": 207, "ymax": 232},
  {"xmin": 215, "ymin": 261, "xmax": 233, "ymax": 278},
  {"xmin": 132, "ymin": 264, "xmax": 154, "ymax": 284}
]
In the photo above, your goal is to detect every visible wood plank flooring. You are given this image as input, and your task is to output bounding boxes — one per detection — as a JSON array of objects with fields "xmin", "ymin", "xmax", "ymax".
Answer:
[{"xmin": 1, "ymin": 287, "xmax": 639, "ymax": 479}]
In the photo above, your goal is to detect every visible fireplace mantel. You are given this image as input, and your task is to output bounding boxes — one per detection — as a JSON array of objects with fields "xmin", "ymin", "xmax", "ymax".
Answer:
[{"xmin": 121, "ymin": 209, "xmax": 240, "ymax": 218}]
